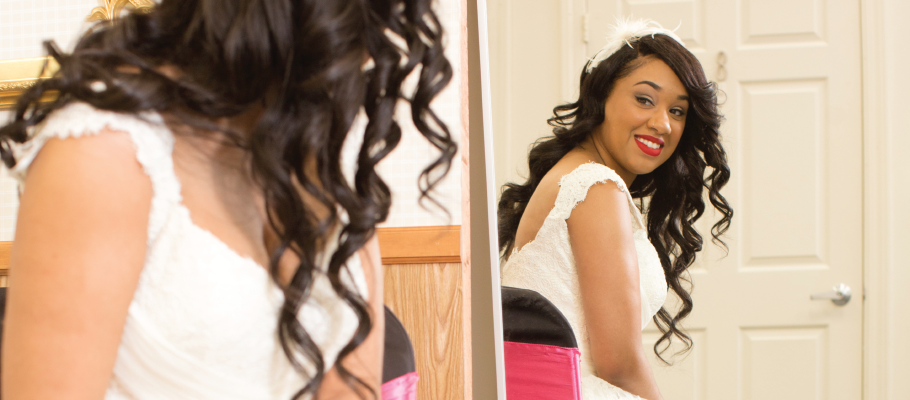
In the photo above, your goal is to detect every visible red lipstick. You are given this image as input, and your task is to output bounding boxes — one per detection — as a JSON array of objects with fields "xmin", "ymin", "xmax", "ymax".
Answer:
[{"xmin": 634, "ymin": 135, "xmax": 664, "ymax": 157}]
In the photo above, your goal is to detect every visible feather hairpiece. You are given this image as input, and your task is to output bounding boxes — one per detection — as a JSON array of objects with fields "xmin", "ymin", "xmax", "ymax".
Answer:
[{"xmin": 586, "ymin": 17, "xmax": 685, "ymax": 73}]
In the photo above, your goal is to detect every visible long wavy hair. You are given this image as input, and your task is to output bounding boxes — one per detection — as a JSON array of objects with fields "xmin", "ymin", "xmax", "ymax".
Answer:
[
  {"xmin": 498, "ymin": 34, "xmax": 732, "ymax": 362},
  {"xmin": 0, "ymin": 0, "xmax": 455, "ymax": 398}
]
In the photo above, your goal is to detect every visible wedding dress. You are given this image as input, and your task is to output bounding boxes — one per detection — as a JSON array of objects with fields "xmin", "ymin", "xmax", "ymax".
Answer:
[
  {"xmin": 500, "ymin": 162, "xmax": 667, "ymax": 400},
  {"xmin": 11, "ymin": 102, "xmax": 367, "ymax": 400}
]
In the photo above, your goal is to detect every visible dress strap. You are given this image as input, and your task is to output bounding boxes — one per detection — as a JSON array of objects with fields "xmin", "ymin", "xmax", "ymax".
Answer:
[
  {"xmin": 10, "ymin": 102, "xmax": 183, "ymax": 243},
  {"xmin": 551, "ymin": 162, "xmax": 645, "ymax": 230}
]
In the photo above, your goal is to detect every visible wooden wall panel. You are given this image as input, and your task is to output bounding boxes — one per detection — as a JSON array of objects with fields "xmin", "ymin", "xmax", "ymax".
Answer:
[{"xmin": 384, "ymin": 262, "xmax": 465, "ymax": 400}]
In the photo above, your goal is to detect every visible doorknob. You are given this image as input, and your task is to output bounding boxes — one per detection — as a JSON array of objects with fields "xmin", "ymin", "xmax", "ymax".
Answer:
[{"xmin": 810, "ymin": 283, "xmax": 852, "ymax": 306}]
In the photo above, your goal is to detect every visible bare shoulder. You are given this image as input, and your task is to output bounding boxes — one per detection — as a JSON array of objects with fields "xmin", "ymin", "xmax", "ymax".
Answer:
[
  {"xmin": 558, "ymin": 149, "xmax": 632, "ymax": 234},
  {"xmin": 4, "ymin": 128, "xmax": 153, "ymax": 399},
  {"xmin": 19, "ymin": 128, "xmax": 154, "ymax": 235}
]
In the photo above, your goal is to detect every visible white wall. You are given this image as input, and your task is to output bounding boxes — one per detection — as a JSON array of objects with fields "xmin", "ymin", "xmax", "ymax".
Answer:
[
  {"xmin": 0, "ymin": 0, "xmax": 101, "ymax": 241},
  {"xmin": 0, "ymin": 0, "xmax": 465, "ymax": 239},
  {"xmin": 0, "ymin": 0, "xmax": 100, "ymax": 60}
]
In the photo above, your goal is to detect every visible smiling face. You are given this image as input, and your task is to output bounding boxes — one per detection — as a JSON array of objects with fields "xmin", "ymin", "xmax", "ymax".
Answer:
[{"xmin": 590, "ymin": 56, "xmax": 689, "ymax": 184}]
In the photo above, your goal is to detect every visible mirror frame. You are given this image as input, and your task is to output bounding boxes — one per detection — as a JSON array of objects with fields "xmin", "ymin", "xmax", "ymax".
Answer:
[{"xmin": 468, "ymin": 0, "xmax": 506, "ymax": 398}]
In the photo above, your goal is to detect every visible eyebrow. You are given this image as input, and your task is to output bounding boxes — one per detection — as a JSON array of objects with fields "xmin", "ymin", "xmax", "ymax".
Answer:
[{"xmin": 634, "ymin": 80, "xmax": 690, "ymax": 101}]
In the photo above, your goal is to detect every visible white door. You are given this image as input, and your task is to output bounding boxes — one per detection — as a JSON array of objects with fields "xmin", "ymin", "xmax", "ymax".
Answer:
[{"xmin": 583, "ymin": 1, "xmax": 864, "ymax": 399}]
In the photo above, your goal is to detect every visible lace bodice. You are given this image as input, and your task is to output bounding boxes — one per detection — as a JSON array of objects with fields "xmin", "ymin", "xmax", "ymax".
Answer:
[
  {"xmin": 10, "ymin": 102, "xmax": 367, "ymax": 400},
  {"xmin": 500, "ymin": 162, "xmax": 667, "ymax": 400}
]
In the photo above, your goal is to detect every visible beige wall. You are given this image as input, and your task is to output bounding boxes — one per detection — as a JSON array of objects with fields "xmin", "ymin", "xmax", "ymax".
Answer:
[{"xmin": 487, "ymin": 0, "xmax": 567, "ymax": 197}]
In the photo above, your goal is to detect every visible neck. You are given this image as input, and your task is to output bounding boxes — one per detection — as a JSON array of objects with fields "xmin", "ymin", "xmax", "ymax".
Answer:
[{"xmin": 583, "ymin": 135, "xmax": 636, "ymax": 187}]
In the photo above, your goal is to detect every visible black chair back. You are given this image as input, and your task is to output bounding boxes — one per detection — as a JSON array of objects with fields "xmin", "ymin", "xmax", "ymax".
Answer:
[
  {"xmin": 382, "ymin": 306, "xmax": 416, "ymax": 384},
  {"xmin": 501, "ymin": 286, "xmax": 577, "ymax": 348}
]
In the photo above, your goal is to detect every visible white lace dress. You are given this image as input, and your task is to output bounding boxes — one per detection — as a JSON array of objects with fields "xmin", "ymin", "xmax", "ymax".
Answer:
[
  {"xmin": 9, "ymin": 102, "xmax": 367, "ymax": 400},
  {"xmin": 500, "ymin": 163, "xmax": 667, "ymax": 400}
]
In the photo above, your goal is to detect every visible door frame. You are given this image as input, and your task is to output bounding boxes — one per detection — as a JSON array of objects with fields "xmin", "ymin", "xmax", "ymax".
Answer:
[{"xmin": 860, "ymin": 0, "xmax": 902, "ymax": 398}]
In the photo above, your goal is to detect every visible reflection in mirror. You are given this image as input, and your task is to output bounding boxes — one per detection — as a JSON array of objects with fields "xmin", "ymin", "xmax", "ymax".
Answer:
[{"xmin": 487, "ymin": 1, "xmax": 866, "ymax": 398}]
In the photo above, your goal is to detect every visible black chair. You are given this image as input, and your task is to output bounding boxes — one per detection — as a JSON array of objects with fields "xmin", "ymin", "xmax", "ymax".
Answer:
[
  {"xmin": 502, "ymin": 286, "xmax": 578, "ymax": 348},
  {"xmin": 0, "ymin": 286, "xmax": 6, "ymax": 346},
  {"xmin": 381, "ymin": 306, "xmax": 418, "ymax": 399},
  {"xmin": 502, "ymin": 286, "xmax": 582, "ymax": 400}
]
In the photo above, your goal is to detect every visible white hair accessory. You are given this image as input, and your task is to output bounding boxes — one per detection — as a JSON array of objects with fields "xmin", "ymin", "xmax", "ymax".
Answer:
[{"xmin": 586, "ymin": 17, "xmax": 686, "ymax": 73}]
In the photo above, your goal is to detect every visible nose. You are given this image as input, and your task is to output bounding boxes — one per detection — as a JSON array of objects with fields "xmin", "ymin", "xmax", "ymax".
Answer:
[{"xmin": 649, "ymin": 110, "xmax": 671, "ymax": 135}]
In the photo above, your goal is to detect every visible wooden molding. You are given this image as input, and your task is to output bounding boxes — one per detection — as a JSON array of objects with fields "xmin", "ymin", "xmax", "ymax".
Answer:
[
  {"xmin": 377, "ymin": 225, "xmax": 461, "ymax": 265},
  {"xmin": 0, "ymin": 225, "xmax": 461, "ymax": 274}
]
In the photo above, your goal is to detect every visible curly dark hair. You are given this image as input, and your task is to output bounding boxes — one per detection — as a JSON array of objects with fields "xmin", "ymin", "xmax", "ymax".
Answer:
[
  {"xmin": 0, "ymin": 0, "xmax": 455, "ymax": 398},
  {"xmin": 497, "ymin": 34, "xmax": 732, "ymax": 363}
]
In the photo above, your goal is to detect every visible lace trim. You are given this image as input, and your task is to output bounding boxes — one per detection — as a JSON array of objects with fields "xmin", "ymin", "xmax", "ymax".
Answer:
[
  {"xmin": 553, "ymin": 162, "xmax": 644, "ymax": 229},
  {"xmin": 508, "ymin": 162, "xmax": 644, "ymax": 261}
]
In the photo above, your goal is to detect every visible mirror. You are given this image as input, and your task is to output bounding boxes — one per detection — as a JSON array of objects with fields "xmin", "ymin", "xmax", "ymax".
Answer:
[{"xmin": 485, "ymin": 0, "xmax": 865, "ymax": 398}]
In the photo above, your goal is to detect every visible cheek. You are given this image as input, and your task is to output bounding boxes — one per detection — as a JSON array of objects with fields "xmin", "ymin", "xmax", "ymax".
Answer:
[
  {"xmin": 668, "ymin": 123, "xmax": 685, "ymax": 150},
  {"xmin": 665, "ymin": 134, "xmax": 684, "ymax": 157}
]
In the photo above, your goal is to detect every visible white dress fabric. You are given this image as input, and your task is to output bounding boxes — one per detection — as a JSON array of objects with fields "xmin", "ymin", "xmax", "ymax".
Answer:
[
  {"xmin": 500, "ymin": 162, "xmax": 668, "ymax": 400},
  {"xmin": 10, "ymin": 102, "xmax": 368, "ymax": 400}
]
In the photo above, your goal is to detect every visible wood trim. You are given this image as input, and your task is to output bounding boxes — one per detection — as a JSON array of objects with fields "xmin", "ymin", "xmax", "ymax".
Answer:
[
  {"xmin": 376, "ymin": 225, "xmax": 461, "ymax": 264},
  {"xmin": 379, "ymin": 255, "xmax": 460, "ymax": 264}
]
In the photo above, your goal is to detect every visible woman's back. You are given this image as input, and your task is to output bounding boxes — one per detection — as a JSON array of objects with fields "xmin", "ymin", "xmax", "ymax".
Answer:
[
  {"xmin": 501, "ymin": 154, "xmax": 667, "ymax": 399},
  {"xmin": 8, "ymin": 102, "xmax": 368, "ymax": 399}
]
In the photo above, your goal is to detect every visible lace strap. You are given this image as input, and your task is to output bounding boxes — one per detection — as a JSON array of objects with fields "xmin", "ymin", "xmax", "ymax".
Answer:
[
  {"xmin": 9, "ymin": 102, "xmax": 183, "ymax": 243},
  {"xmin": 552, "ymin": 163, "xmax": 644, "ymax": 229}
]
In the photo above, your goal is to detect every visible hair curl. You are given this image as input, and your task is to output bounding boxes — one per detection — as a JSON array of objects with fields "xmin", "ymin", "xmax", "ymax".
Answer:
[
  {"xmin": 0, "ymin": 0, "xmax": 455, "ymax": 397},
  {"xmin": 498, "ymin": 34, "xmax": 732, "ymax": 363}
]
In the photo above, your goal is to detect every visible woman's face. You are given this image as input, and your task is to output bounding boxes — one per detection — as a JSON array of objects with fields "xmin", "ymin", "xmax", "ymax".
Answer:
[{"xmin": 592, "ymin": 56, "xmax": 689, "ymax": 183}]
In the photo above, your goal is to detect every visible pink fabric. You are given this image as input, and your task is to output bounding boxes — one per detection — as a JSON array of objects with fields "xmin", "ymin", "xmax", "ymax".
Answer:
[
  {"xmin": 504, "ymin": 341, "xmax": 582, "ymax": 400},
  {"xmin": 381, "ymin": 372, "xmax": 419, "ymax": 400}
]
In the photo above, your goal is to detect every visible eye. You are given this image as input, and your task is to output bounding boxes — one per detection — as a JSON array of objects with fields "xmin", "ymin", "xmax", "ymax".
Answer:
[
  {"xmin": 670, "ymin": 108, "xmax": 687, "ymax": 117},
  {"xmin": 636, "ymin": 96, "xmax": 653, "ymax": 106}
]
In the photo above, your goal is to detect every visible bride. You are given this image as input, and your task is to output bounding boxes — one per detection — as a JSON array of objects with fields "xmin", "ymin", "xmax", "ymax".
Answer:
[
  {"xmin": 0, "ymin": 0, "xmax": 455, "ymax": 399},
  {"xmin": 498, "ymin": 19, "xmax": 733, "ymax": 399}
]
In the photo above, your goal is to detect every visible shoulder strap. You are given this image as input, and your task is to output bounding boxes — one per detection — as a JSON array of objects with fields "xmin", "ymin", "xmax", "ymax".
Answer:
[
  {"xmin": 551, "ymin": 163, "xmax": 645, "ymax": 229},
  {"xmin": 10, "ymin": 102, "xmax": 183, "ymax": 242}
]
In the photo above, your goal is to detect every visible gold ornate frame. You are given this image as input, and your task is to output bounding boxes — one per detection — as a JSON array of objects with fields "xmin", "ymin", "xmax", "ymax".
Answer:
[
  {"xmin": 0, "ymin": 0, "xmax": 152, "ymax": 110},
  {"xmin": 0, "ymin": 57, "xmax": 58, "ymax": 110}
]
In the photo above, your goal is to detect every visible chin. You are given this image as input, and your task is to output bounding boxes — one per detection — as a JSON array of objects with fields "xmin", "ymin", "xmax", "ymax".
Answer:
[{"xmin": 630, "ymin": 162, "xmax": 663, "ymax": 177}]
